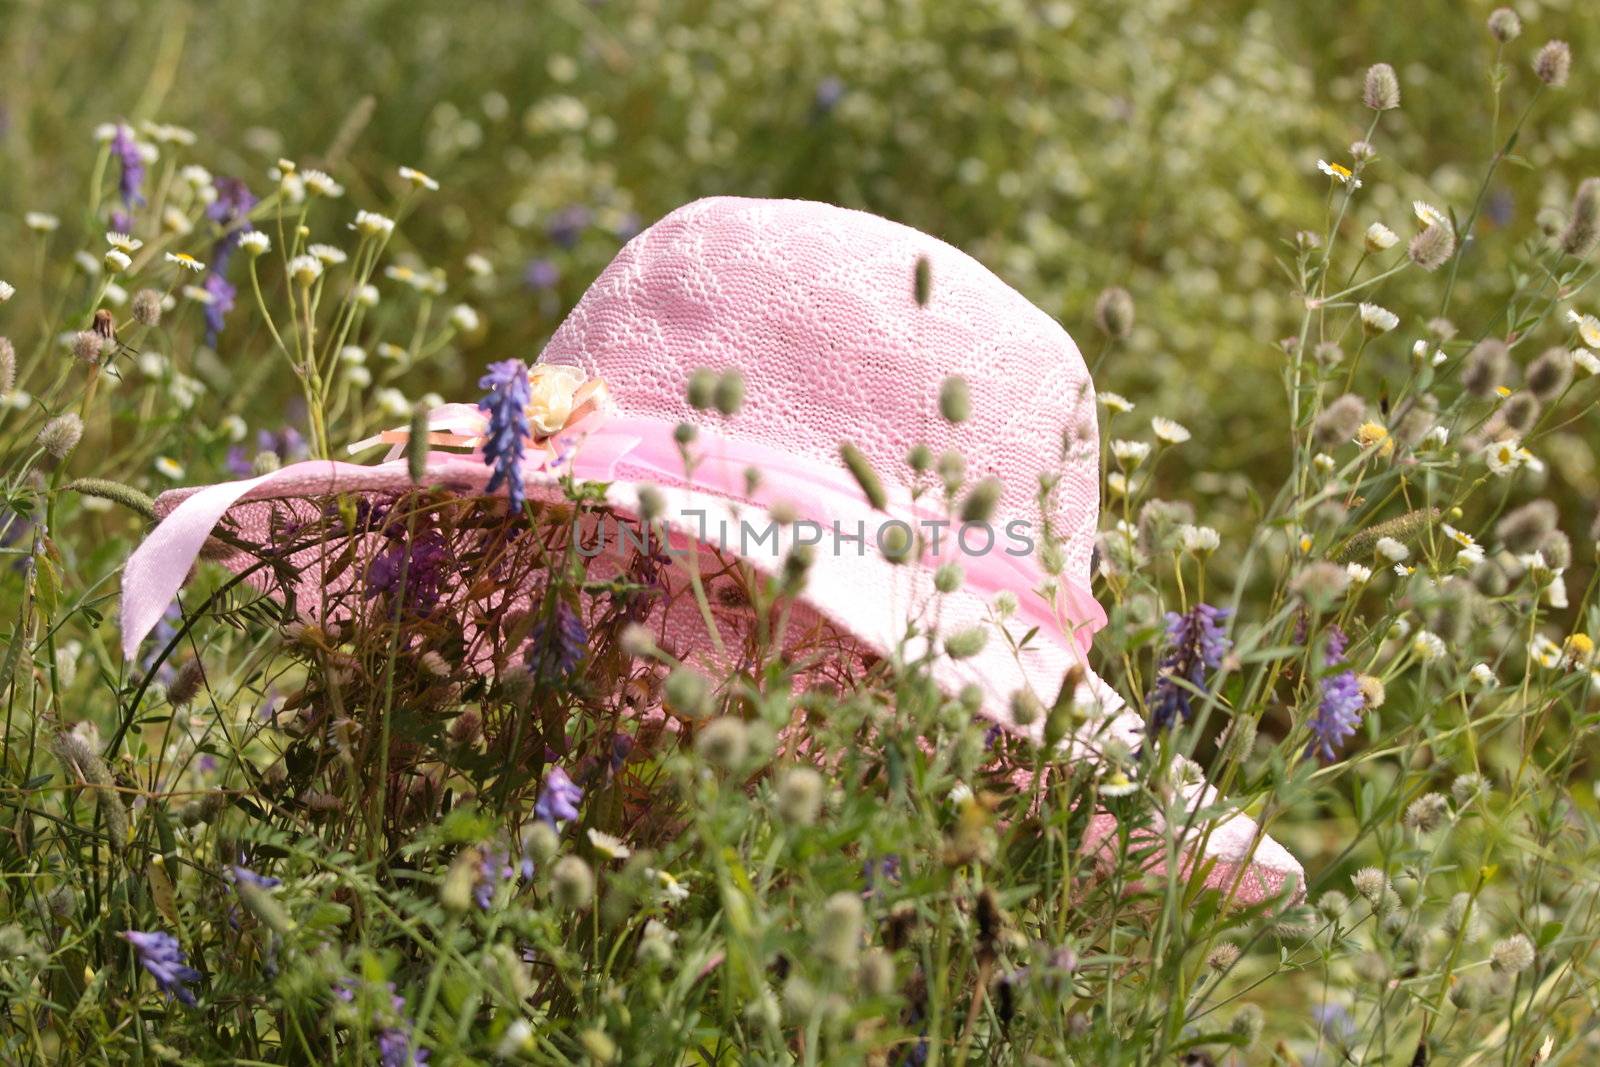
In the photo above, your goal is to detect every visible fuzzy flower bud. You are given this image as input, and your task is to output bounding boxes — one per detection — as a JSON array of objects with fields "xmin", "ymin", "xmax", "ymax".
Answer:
[
  {"xmin": 1487, "ymin": 8, "xmax": 1520, "ymax": 43},
  {"xmin": 1525, "ymin": 347, "xmax": 1574, "ymax": 401},
  {"xmin": 1534, "ymin": 40, "xmax": 1571, "ymax": 88},
  {"xmin": 1093, "ymin": 286, "xmax": 1134, "ymax": 340},
  {"xmin": 1312, "ymin": 394, "xmax": 1366, "ymax": 449},
  {"xmin": 1559, "ymin": 178, "xmax": 1599, "ymax": 259},
  {"xmin": 776, "ymin": 765, "xmax": 824, "ymax": 826},
  {"xmin": 551, "ymin": 855, "xmax": 594, "ymax": 910},
  {"xmin": 38, "ymin": 413, "xmax": 84, "ymax": 459},
  {"xmin": 1403, "ymin": 792, "xmax": 1449, "ymax": 833},
  {"xmin": 1462, "ymin": 338, "xmax": 1510, "ymax": 397},
  {"xmin": 1408, "ymin": 224, "xmax": 1455, "ymax": 271},
  {"xmin": 1363, "ymin": 63, "xmax": 1401, "ymax": 110},
  {"xmin": 131, "ymin": 288, "xmax": 163, "ymax": 327},
  {"xmin": 1491, "ymin": 933, "xmax": 1535, "ymax": 975}
]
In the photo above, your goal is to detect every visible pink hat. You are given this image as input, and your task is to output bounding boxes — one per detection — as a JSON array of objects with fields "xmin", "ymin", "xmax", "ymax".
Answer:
[{"xmin": 121, "ymin": 196, "xmax": 1301, "ymax": 903}]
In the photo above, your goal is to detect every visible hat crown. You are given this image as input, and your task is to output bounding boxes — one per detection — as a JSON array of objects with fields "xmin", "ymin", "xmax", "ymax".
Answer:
[{"xmin": 542, "ymin": 196, "xmax": 1101, "ymax": 580}]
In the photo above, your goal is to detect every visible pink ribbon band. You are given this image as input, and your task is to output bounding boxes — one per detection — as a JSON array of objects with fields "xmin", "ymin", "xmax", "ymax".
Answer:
[{"xmin": 120, "ymin": 412, "xmax": 1105, "ymax": 661}]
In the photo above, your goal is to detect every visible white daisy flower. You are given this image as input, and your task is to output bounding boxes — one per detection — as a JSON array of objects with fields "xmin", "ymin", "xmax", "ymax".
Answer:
[
  {"xmin": 239, "ymin": 231, "xmax": 271, "ymax": 257},
  {"xmin": 1364, "ymin": 222, "xmax": 1398, "ymax": 252},
  {"xmin": 288, "ymin": 255, "xmax": 323, "ymax": 286},
  {"xmin": 1422, "ymin": 425, "xmax": 1450, "ymax": 448},
  {"xmin": 344, "ymin": 365, "xmax": 373, "ymax": 388},
  {"xmin": 1151, "ymin": 417, "xmax": 1191, "ymax": 444},
  {"xmin": 1098, "ymin": 391, "xmax": 1135, "ymax": 414},
  {"xmin": 103, "ymin": 282, "xmax": 127, "ymax": 307},
  {"xmin": 1469, "ymin": 663, "xmax": 1497, "ymax": 687},
  {"xmin": 1111, "ymin": 439, "xmax": 1151, "ymax": 465},
  {"xmin": 1394, "ymin": 563, "xmax": 1416, "ymax": 577},
  {"xmin": 154, "ymin": 456, "xmax": 186, "ymax": 480},
  {"xmin": 25, "ymin": 211, "xmax": 60, "ymax": 232},
  {"xmin": 220, "ymin": 414, "xmax": 248, "ymax": 442},
  {"xmin": 1317, "ymin": 159, "xmax": 1361, "ymax": 187},
  {"xmin": 1567, "ymin": 310, "xmax": 1600, "ymax": 349},
  {"xmin": 1413, "ymin": 201, "xmax": 1449, "ymax": 228},
  {"xmin": 948, "ymin": 781, "xmax": 974, "ymax": 806},
  {"xmin": 165, "ymin": 251, "xmax": 206, "ymax": 273},
  {"xmin": 1575, "ymin": 349, "xmax": 1600, "ymax": 376},
  {"xmin": 183, "ymin": 284, "xmax": 216, "ymax": 305},
  {"xmin": 1531, "ymin": 634, "xmax": 1563, "ymax": 670},
  {"xmin": 1412, "ymin": 631, "xmax": 1447, "ymax": 662},
  {"xmin": 647, "ymin": 868, "xmax": 690, "ymax": 903},
  {"xmin": 179, "ymin": 164, "xmax": 213, "ymax": 190},
  {"xmin": 352, "ymin": 210, "xmax": 396, "ymax": 238},
  {"xmin": 104, "ymin": 249, "xmax": 131, "ymax": 273},
  {"xmin": 1376, "ymin": 536, "xmax": 1409, "ymax": 562},
  {"xmin": 449, "ymin": 304, "xmax": 481, "ymax": 333},
  {"xmin": 1179, "ymin": 524, "xmax": 1220, "ymax": 552},
  {"xmin": 464, "ymin": 253, "xmax": 494, "ymax": 277},
  {"xmin": 376, "ymin": 342, "xmax": 409, "ymax": 362},
  {"xmin": 1106, "ymin": 471, "xmax": 1129, "ymax": 497},
  {"xmin": 1098, "ymin": 769, "xmax": 1138, "ymax": 797},
  {"xmin": 398, "ymin": 165, "xmax": 440, "ymax": 191},
  {"xmin": 162, "ymin": 207, "xmax": 194, "ymax": 236},
  {"xmin": 106, "ymin": 232, "xmax": 143, "ymax": 253},
  {"xmin": 74, "ymin": 251, "xmax": 102, "ymax": 275},
  {"xmin": 0, "ymin": 280, "xmax": 14, "ymax": 303},
  {"xmin": 355, "ymin": 284, "xmax": 381, "ymax": 307},
  {"xmin": 1457, "ymin": 544, "xmax": 1485, "ymax": 569},
  {"xmin": 1313, "ymin": 452, "xmax": 1336, "ymax": 472},
  {"xmin": 586, "ymin": 828, "xmax": 631, "ymax": 860},
  {"xmin": 1484, "ymin": 438, "xmax": 1526, "ymax": 476},
  {"xmin": 308, "ymin": 243, "xmax": 348, "ymax": 266},
  {"xmin": 1441, "ymin": 524, "xmax": 1476, "ymax": 549},
  {"xmin": 1359, "ymin": 302, "xmax": 1399, "ymax": 334},
  {"xmin": 375, "ymin": 387, "xmax": 411, "ymax": 418},
  {"xmin": 302, "ymin": 169, "xmax": 344, "ymax": 198},
  {"xmin": 340, "ymin": 345, "xmax": 368, "ymax": 366}
]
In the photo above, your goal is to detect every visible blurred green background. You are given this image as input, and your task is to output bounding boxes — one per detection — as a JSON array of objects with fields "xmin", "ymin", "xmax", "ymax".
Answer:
[{"xmin": 3, "ymin": 0, "xmax": 1599, "ymax": 506}]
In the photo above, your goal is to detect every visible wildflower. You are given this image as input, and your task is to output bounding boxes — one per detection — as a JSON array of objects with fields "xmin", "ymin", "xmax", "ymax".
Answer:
[
  {"xmin": 523, "ymin": 257, "xmax": 560, "ymax": 290},
  {"xmin": 1207, "ymin": 943, "xmax": 1241, "ymax": 970},
  {"xmin": 1356, "ymin": 421, "xmax": 1393, "ymax": 457},
  {"xmin": 1496, "ymin": 500, "xmax": 1557, "ymax": 553},
  {"xmin": 1470, "ymin": 663, "xmax": 1498, "ymax": 687},
  {"xmin": 1563, "ymin": 632, "xmax": 1595, "ymax": 668},
  {"xmin": 165, "ymin": 251, "xmax": 205, "ymax": 273},
  {"xmin": 1359, "ymin": 302, "xmax": 1398, "ymax": 334},
  {"xmin": 551, "ymin": 855, "xmax": 595, "ymax": 909},
  {"xmin": 1408, "ymin": 223, "xmax": 1455, "ymax": 271},
  {"xmin": 1411, "ymin": 630, "xmax": 1446, "ymax": 662},
  {"xmin": 106, "ymin": 231, "xmax": 143, "ymax": 254},
  {"xmin": 1525, "ymin": 347, "xmax": 1573, "ymax": 401},
  {"xmin": 1313, "ymin": 394, "xmax": 1365, "ymax": 449},
  {"xmin": 1574, "ymin": 349, "xmax": 1599, "ymax": 375},
  {"xmin": 1308, "ymin": 628, "xmax": 1364, "ymax": 761},
  {"xmin": 1534, "ymin": 40, "xmax": 1571, "ymax": 88},
  {"xmin": 239, "ymin": 231, "xmax": 271, "ymax": 256},
  {"xmin": 1351, "ymin": 867, "xmax": 1390, "ymax": 908},
  {"xmin": 535, "ymin": 766, "xmax": 583, "ymax": 826},
  {"xmin": 154, "ymin": 456, "xmax": 186, "ymax": 480},
  {"xmin": 1098, "ymin": 768, "xmax": 1137, "ymax": 796},
  {"xmin": 398, "ymin": 165, "xmax": 440, "ymax": 191},
  {"xmin": 1151, "ymin": 416, "xmax": 1190, "ymax": 444},
  {"xmin": 586, "ymin": 828, "xmax": 631, "ymax": 860},
  {"xmin": 1099, "ymin": 390, "xmax": 1134, "ymax": 413},
  {"xmin": 1413, "ymin": 200, "xmax": 1448, "ymax": 229},
  {"xmin": 24, "ymin": 212, "xmax": 59, "ymax": 232},
  {"xmin": 1364, "ymin": 222, "xmax": 1398, "ymax": 252},
  {"xmin": 1488, "ymin": 7, "xmax": 1521, "ymax": 42},
  {"xmin": 776, "ymin": 765, "xmax": 824, "ymax": 825},
  {"xmin": 472, "ymin": 847, "xmax": 515, "ymax": 909},
  {"xmin": 1363, "ymin": 63, "xmax": 1401, "ymax": 110},
  {"xmin": 109, "ymin": 123, "xmax": 146, "ymax": 206},
  {"xmin": 1317, "ymin": 159, "xmax": 1361, "ymax": 188},
  {"xmin": 38, "ymin": 413, "xmax": 84, "ymax": 459},
  {"xmin": 448, "ymin": 304, "xmax": 480, "ymax": 333},
  {"xmin": 1559, "ymin": 178, "xmax": 1599, "ymax": 259},
  {"xmin": 0, "ymin": 338, "xmax": 13, "ymax": 394},
  {"xmin": 352, "ymin": 210, "xmax": 396, "ymax": 238},
  {"xmin": 477, "ymin": 358, "xmax": 533, "ymax": 511},
  {"xmin": 1531, "ymin": 634, "xmax": 1563, "ymax": 669},
  {"xmin": 465, "ymin": 252, "xmax": 493, "ymax": 277},
  {"xmin": 1569, "ymin": 310, "xmax": 1600, "ymax": 348},
  {"xmin": 1484, "ymin": 438, "xmax": 1528, "ymax": 476},
  {"xmin": 302, "ymin": 169, "xmax": 343, "ymax": 197},
  {"xmin": 288, "ymin": 255, "xmax": 323, "ymax": 286},
  {"xmin": 1179, "ymin": 524, "xmax": 1219, "ymax": 553},
  {"xmin": 308, "ymin": 243, "xmax": 348, "ymax": 266},
  {"xmin": 1375, "ymin": 536, "xmax": 1408, "ymax": 562},
  {"xmin": 1093, "ymin": 286, "xmax": 1134, "ymax": 339},
  {"xmin": 104, "ymin": 249, "xmax": 131, "ymax": 273},
  {"xmin": 1147, "ymin": 603, "xmax": 1230, "ymax": 730},
  {"xmin": 1110, "ymin": 439, "xmax": 1151, "ymax": 465},
  {"xmin": 546, "ymin": 204, "xmax": 591, "ymax": 248},
  {"xmin": 121, "ymin": 930, "xmax": 201, "ymax": 1006},
  {"xmin": 230, "ymin": 865, "xmax": 282, "ymax": 889},
  {"xmin": 1492, "ymin": 934, "xmax": 1536, "ymax": 975}
]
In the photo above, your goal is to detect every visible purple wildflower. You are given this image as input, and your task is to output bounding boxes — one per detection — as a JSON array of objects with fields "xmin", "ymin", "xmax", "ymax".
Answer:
[
  {"xmin": 364, "ymin": 530, "xmax": 448, "ymax": 616},
  {"xmin": 202, "ymin": 272, "xmax": 237, "ymax": 347},
  {"xmin": 473, "ymin": 847, "xmax": 515, "ymax": 910},
  {"xmin": 206, "ymin": 177, "xmax": 257, "ymax": 270},
  {"xmin": 477, "ymin": 359, "xmax": 533, "ymax": 513},
  {"xmin": 1147, "ymin": 603, "xmax": 1230, "ymax": 730},
  {"xmin": 546, "ymin": 204, "xmax": 591, "ymax": 249},
  {"xmin": 231, "ymin": 865, "xmax": 282, "ymax": 889},
  {"xmin": 122, "ymin": 930, "xmax": 202, "ymax": 1006},
  {"xmin": 523, "ymin": 258, "xmax": 561, "ymax": 291},
  {"xmin": 1307, "ymin": 628, "xmax": 1365, "ymax": 761},
  {"xmin": 337, "ymin": 980, "xmax": 428, "ymax": 1066},
  {"xmin": 529, "ymin": 599, "xmax": 587, "ymax": 677},
  {"xmin": 814, "ymin": 76, "xmax": 846, "ymax": 114},
  {"xmin": 535, "ymin": 766, "xmax": 583, "ymax": 827},
  {"xmin": 110, "ymin": 124, "xmax": 145, "ymax": 207}
]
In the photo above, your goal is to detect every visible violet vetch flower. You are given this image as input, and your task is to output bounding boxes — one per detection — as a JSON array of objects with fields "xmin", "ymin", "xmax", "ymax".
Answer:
[
  {"xmin": 121, "ymin": 929, "xmax": 202, "ymax": 1006},
  {"xmin": 1307, "ymin": 627, "xmax": 1365, "ymax": 762},
  {"xmin": 535, "ymin": 766, "xmax": 583, "ymax": 826},
  {"xmin": 110, "ymin": 124, "xmax": 145, "ymax": 207},
  {"xmin": 202, "ymin": 272, "xmax": 237, "ymax": 347},
  {"xmin": 473, "ymin": 847, "xmax": 516, "ymax": 910},
  {"xmin": 523, "ymin": 258, "xmax": 560, "ymax": 291},
  {"xmin": 231, "ymin": 865, "xmax": 282, "ymax": 889},
  {"xmin": 364, "ymin": 530, "xmax": 448, "ymax": 616},
  {"xmin": 206, "ymin": 177, "xmax": 257, "ymax": 270},
  {"xmin": 337, "ymin": 980, "xmax": 429, "ymax": 1066},
  {"xmin": 546, "ymin": 204, "xmax": 591, "ymax": 249},
  {"xmin": 1147, "ymin": 603, "xmax": 1230, "ymax": 730},
  {"xmin": 477, "ymin": 359, "xmax": 533, "ymax": 513},
  {"xmin": 529, "ymin": 600, "xmax": 587, "ymax": 677}
]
